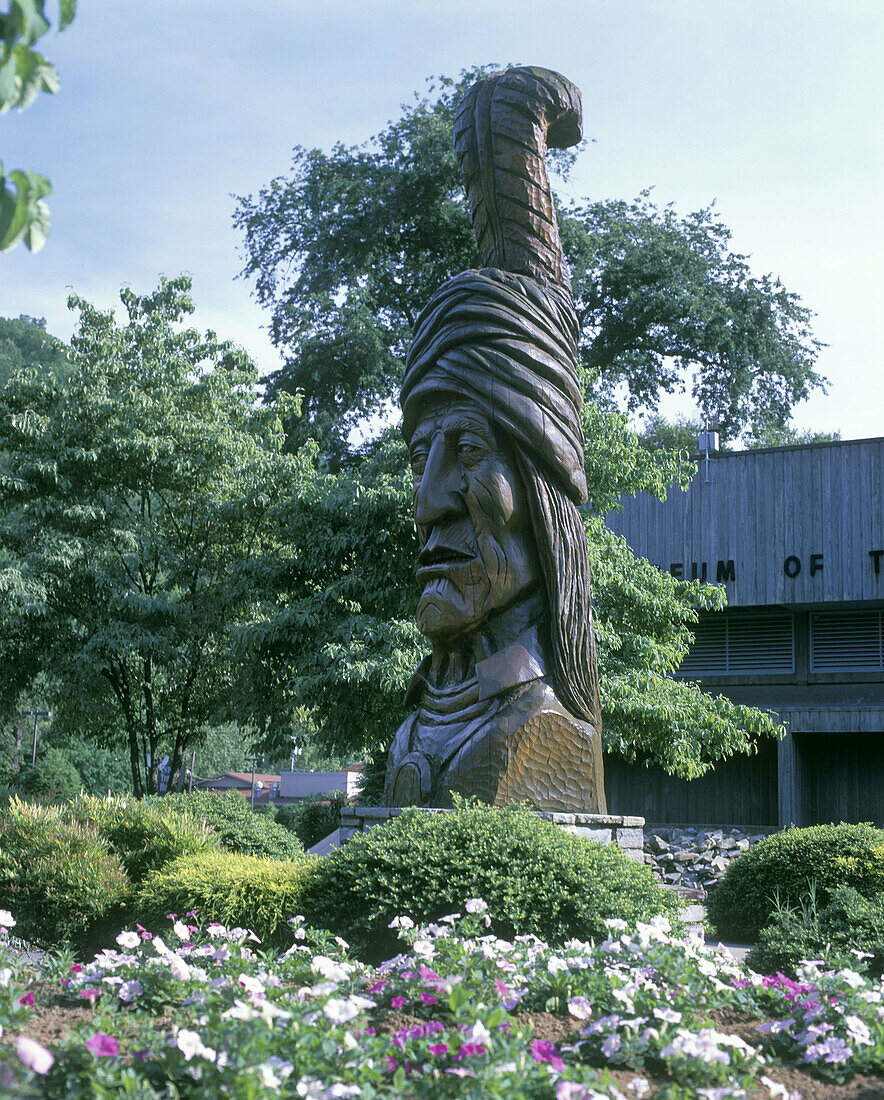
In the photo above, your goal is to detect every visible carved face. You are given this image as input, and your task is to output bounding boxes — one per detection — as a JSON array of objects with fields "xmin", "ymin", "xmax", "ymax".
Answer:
[{"xmin": 408, "ymin": 398, "xmax": 540, "ymax": 643}]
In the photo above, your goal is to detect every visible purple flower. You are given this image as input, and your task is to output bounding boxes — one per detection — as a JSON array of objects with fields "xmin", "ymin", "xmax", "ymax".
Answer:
[
  {"xmin": 420, "ymin": 992, "xmax": 437, "ymax": 1004},
  {"xmin": 455, "ymin": 1043, "xmax": 487, "ymax": 1059},
  {"xmin": 391, "ymin": 996, "xmax": 406, "ymax": 1009},
  {"xmin": 86, "ymin": 1033, "xmax": 119, "ymax": 1058},
  {"xmin": 531, "ymin": 1039, "xmax": 565, "ymax": 1072},
  {"xmin": 428, "ymin": 1043, "xmax": 449, "ymax": 1056}
]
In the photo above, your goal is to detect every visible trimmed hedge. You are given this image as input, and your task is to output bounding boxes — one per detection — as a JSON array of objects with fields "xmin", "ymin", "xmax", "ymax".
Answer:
[
  {"xmin": 135, "ymin": 850, "xmax": 319, "ymax": 947},
  {"xmin": 156, "ymin": 791, "xmax": 304, "ymax": 861},
  {"xmin": 298, "ymin": 800, "xmax": 680, "ymax": 959},
  {"xmin": 0, "ymin": 796, "xmax": 131, "ymax": 948},
  {"xmin": 707, "ymin": 822, "xmax": 884, "ymax": 942}
]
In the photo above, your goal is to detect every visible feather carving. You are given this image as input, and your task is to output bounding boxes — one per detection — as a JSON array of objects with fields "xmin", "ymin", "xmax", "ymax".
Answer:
[{"xmin": 453, "ymin": 66, "xmax": 582, "ymax": 289}]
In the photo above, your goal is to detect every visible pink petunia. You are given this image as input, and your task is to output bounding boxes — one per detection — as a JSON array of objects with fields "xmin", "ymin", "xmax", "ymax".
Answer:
[
  {"xmin": 18, "ymin": 992, "xmax": 35, "ymax": 1007},
  {"xmin": 455, "ymin": 1043, "xmax": 487, "ymax": 1059},
  {"xmin": 391, "ymin": 996, "xmax": 406, "ymax": 1008},
  {"xmin": 86, "ymin": 1033, "xmax": 119, "ymax": 1057},
  {"xmin": 69, "ymin": 964, "xmax": 83, "ymax": 975},
  {"xmin": 428, "ymin": 1043, "xmax": 449, "ymax": 1056},
  {"xmin": 531, "ymin": 1039, "xmax": 565, "ymax": 1072},
  {"xmin": 78, "ymin": 988, "xmax": 103, "ymax": 1005},
  {"xmin": 420, "ymin": 992, "xmax": 437, "ymax": 1004}
]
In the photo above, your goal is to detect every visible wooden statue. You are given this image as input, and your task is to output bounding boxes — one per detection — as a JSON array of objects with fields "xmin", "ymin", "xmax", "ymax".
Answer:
[{"xmin": 384, "ymin": 67, "xmax": 606, "ymax": 813}]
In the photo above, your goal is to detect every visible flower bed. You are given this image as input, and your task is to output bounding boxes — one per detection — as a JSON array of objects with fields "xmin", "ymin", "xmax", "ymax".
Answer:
[{"xmin": 1, "ymin": 903, "xmax": 884, "ymax": 1098}]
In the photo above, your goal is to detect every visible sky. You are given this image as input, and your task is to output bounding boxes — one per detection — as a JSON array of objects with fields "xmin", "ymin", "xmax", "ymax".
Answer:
[{"xmin": 1, "ymin": 0, "xmax": 882, "ymax": 440}]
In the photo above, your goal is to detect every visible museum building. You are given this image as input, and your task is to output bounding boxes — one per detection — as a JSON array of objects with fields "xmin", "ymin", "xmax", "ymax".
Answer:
[{"xmin": 603, "ymin": 435, "xmax": 884, "ymax": 829}]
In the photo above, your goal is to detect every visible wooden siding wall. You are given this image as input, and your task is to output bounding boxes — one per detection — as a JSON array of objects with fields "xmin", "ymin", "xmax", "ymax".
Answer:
[
  {"xmin": 605, "ymin": 439, "xmax": 884, "ymax": 607},
  {"xmin": 797, "ymin": 733, "xmax": 884, "ymax": 826},
  {"xmin": 604, "ymin": 739, "xmax": 779, "ymax": 827}
]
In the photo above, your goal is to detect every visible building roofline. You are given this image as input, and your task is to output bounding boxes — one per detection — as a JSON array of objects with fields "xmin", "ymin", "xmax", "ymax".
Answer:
[{"xmin": 691, "ymin": 435, "xmax": 884, "ymax": 460}]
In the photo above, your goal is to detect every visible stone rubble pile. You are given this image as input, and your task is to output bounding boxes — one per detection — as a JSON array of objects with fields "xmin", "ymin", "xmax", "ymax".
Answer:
[{"xmin": 643, "ymin": 825, "xmax": 771, "ymax": 896}]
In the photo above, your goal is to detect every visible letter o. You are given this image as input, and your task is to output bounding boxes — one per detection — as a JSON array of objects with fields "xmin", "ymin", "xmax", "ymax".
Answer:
[{"xmin": 783, "ymin": 556, "xmax": 801, "ymax": 578}]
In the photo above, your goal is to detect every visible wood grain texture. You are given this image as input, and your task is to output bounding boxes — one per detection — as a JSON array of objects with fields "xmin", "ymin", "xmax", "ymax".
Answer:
[{"xmin": 453, "ymin": 66, "xmax": 582, "ymax": 288}]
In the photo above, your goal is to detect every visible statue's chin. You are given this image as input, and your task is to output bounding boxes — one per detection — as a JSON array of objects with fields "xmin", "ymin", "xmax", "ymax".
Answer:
[{"xmin": 416, "ymin": 580, "xmax": 484, "ymax": 644}]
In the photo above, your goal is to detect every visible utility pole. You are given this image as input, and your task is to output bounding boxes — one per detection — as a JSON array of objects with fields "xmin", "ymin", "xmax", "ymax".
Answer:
[
  {"xmin": 245, "ymin": 755, "xmax": 262, "ymax": 810},
  {"xmin": 20, "ymin": 710, "xmax": 51, "ymax": 768}
]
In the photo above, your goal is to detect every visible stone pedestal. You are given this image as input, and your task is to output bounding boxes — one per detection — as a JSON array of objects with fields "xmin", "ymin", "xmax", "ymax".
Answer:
[{"xmin": 339, "ymin": 806, "xmax": 645, "ymax": 862}]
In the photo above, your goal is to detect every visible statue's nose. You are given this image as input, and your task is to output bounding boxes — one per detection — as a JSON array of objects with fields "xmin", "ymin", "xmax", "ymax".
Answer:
[{"xmin": 414, "ymin": 437, "xmax": 464, "ymax": 528}]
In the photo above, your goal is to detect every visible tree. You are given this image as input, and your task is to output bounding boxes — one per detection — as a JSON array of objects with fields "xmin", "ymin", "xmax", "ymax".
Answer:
[
  {"xmin": 635, "ymin": 412, "xmax": 841, "ymax": 454},
  {"xmin": 0, "ymin": 313, "xmax": 70, "ymax": 386},
  {"xmin": 234, "ymin": 408, "xmax": 783, "ymax": 781},
  {"xmin": 1, "ymin": 0, "xmax": 76, "ymax": 252},
  {"xmin": 0, "ymin": 275, "xmax": 303, "ymax": 795},
  {"xmin": 234, "ymin": 68, "xmax": 823, "ymax": 456}
]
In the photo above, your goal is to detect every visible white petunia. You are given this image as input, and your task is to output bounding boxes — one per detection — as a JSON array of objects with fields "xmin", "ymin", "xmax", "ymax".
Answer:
[
  {"xmin": 0, "ymin": 910, "xmax": 16, "ymax": 928},
  {"xmin": 116, "ymin": 931, "xmax": 141, "ymax": 950},
  {"xmin": 16, "ymin": 1036, "xmax": 54, "ymax": 1075},
  {"xmin": 118, "ymin": 980, "xmax": 143, "ymax": 1002},
  {"xmin": 465, "ymin": 898, "xmax": 488, "ymax": 914},
  {"xmin": 388, "ymin": 916, "xmax": 413, "ymax": 930},
  {"xmin": 547, "ymin": 956, "xmax": 569, "ymax": 975},
  {"xmin": 653, "ymin": 1006, "xmax": 682, "ymax": 1024},
  {"xmin": 322, "ymin": 998, "xmax": 360, "ymax": 1024},
  {"xmin": 311, "ymin": 955, "xmax": 351, "ymax": 982},
  {"xmin": 568, "ymin": 996, "xmax": 594, "ymax": 1020},
  {"xmin": 176, "ymin": 1028, "xmax": 216, "ymax": 1062},
  {"xmin": 412, "ymin": 939, "xmax": 436, "ymax": 958},
  {"xmin": 465, "ymin": 1019, "xmax": 492, "ymax": 1047},
  {"xmin": 172, "ymin": 920, "xmax": 191, "ymax": 942}
]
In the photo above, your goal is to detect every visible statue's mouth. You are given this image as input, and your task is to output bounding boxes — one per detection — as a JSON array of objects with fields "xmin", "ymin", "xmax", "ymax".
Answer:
[{"xmin": 417, "ymin": 542, "xmax": 475, "ymax": 578}]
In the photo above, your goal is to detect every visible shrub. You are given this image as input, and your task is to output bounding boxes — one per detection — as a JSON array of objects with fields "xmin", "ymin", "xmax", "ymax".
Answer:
[
  {"xmin": 276, "ymin": 791, "xmax": 346, "ymax": 848},
  {"xmin": 135, "ymin": 850, "xmax": 319, "ymax": 947},
  {"xmin": 298, "ymin": 799, "xmax": 679, "ymax": 960},
  {"xmin": 11, "ymin": 748, "xmax": 83, "ymax": 803},
  {"xmin": 747, "ymin": 884, "xmax": 884, "ymax": 977},
  {"xmin": 71, "ymin": 795, "xmax": 220, "ymax": 884},
  {"xmin": 707, "ymin": 822, "xmax": 884, "ymax": 942},
  {"xmin": 157, "ymin": 791, "xmax": 304, "ymax": 860},
  {"xmin": 0, "ymin": 796, "xmax": 131, "ymax": 948}
]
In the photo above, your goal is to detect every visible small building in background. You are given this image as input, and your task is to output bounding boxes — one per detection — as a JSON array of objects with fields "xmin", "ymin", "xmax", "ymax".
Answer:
[
  {"xmin": 604, "ymin": 436, "xmax": 884, "ymax": 828},
  {"xmin": 194, "ymin": 765, "xmax": 364, "ymax": 807}
]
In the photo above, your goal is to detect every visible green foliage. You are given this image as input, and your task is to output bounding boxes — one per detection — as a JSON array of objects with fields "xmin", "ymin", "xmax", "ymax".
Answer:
[
  {"xmin": 135, "ymin": 849, "xmax": 319, "ymax": 947},
  {"xmin": 636, "ymin": 412, "xmax": 842, "ymax": 454},
  {"xmin": 747, "ymin": 884, "xmax": 884, "ymax": 978},
  {"xmin": 0, "ymin": 275, "xmax": 304, "ymax": 795},
  {"xmin": 0, "ymin": 1, "xmax": 76, "ymax": 252},
  {"xmin": 11, "ymin": 746, "xmax": 81, "ymax": 801},
  {"xmin": 0, "ymin": 794, "xmax": 131, "ymax": 947},
  {"xmin": 70, "ymin": 794, "xmax": 219, "ymax": 885},
  {"xmin": 298, "ymin": 799, "xmax": 679, "ymax": 959},
  {"xmin": 0, "ymin": 314, "xmax": 70, "ymax": 388},
  {"xmin": 236, "ymin": 69, "xmax": 822, "ymax": 454},
  {"xmin": 707, "ymin": 823, "xmax": 884, "ymax": 942},
  {"xmin": 276, "ymin": 790, "xmax": 346, "ymax": 849},
  {"xmin": 158, "ymin": 790, "xmax": 304, "ymax": 861}
]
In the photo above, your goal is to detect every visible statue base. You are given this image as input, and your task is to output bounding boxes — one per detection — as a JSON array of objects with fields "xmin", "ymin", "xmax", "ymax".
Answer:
[{"xmin": 339, "ymin": 806, "xmax": 645, "ymax": 863}]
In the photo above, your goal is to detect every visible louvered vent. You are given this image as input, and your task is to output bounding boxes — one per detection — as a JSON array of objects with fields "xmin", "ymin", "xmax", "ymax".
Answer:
[
  {"xmin": 810, "ymin": 611, "xmax": 884, "ymax": 672},
  {"xmin": 678, "ymin": 611, "xmax": 795, "ymax": 676}
]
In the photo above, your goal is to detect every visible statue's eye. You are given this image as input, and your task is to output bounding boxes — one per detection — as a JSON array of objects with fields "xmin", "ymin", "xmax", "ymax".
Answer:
[
  {"xmin": 410, "ymin": 448, "xmax": 428, "ymax": 476},
  {"xmin": 457, "ymin": 437, "xmax": 486, "ymax": 463}
]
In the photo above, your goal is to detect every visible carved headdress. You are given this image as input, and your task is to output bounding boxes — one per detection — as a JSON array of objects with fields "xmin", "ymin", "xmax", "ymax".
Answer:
[{"xmin": 401, "ymin": 66, "xmax": 587, "ymax": 505}]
